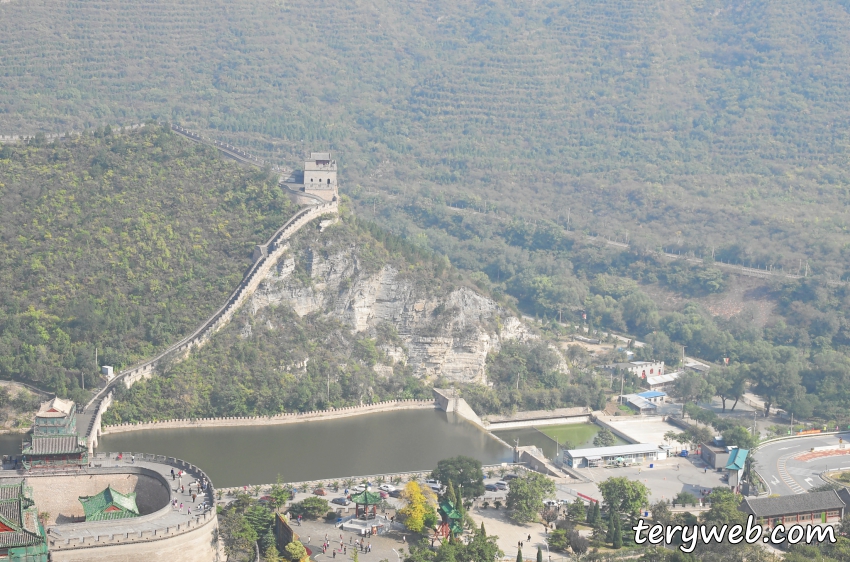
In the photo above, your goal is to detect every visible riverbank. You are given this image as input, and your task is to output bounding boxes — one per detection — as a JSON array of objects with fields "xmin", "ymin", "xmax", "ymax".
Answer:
[{"xmin": 100, "ymin": 399, "xmax": 437, "ymax": 435}]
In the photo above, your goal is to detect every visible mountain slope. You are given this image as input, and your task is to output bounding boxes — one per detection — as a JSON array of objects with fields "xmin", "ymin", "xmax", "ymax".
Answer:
[
  {"xmin": 2, "ymin": 0, "xmax": 850, "ymax": 270},
  {"xmin": 0, "ymin": 125, "xmax": 294, "ymax": 399}
]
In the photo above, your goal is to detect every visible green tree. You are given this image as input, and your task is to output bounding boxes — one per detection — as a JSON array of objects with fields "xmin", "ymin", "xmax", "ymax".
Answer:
[
  {"xmin": 671, "ymin": 371, "xmax": 715, "ymax": 407},
  {"xmin": 431, "ymin": 456, "xmax": 486, "ymax": 500},
  {"xmin": 536, "ymin": 546, "xmax": 542, "ymax": 562},
  {"xmin": 567, "ymin": 497, "xmax": 586, "ymax": 521},
  {"xmin": 597, "ymin": 477, "xmax": 649, "ymax": 518},
  {"xmin": 516, "ymin": 547, "xmax": 523, "ymax": 562},
  {"xmin": 612, "ymin": 513, "xmax": 623, "ymax": 549},
  {"xmin": 548, "ymin": 528, "xmax": 569, "ymax": 552},
  {"xmin": 289, "ymin": 496, "xmax": 328, "ymax": 519},
  {"xmin": 285, "ymin": 540, "xmax": 307, "ymax": 561},
  {"xmin": 269, "ymin": 475, "xmax": 291, "ymax": 511},
  {"xmin": 721, "ymin": 425, "xmax": 758, "ymax": 449},
  {"xmin": 593, "ymin": 428, "xmax": 616, "ymax": 447},
  {"xmin": 701, "ymin": 488, "xmax": 744, "ymax": 526},
  {"xmin": 505, "ymin": 473, "xmax": 556, "ymax": 524}
]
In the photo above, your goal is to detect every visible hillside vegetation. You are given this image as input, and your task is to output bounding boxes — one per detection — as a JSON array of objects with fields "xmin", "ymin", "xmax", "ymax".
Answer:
[
  {"xmin": 103, "ymin": 214, "xmax": 556, "ymax": 423},
  {"xmin": 0, "ymin": 125, "xmax": 294, "ymax": 400},
  {"xmin": 2, "ymin": 0, "xmax": 850, "ymax": 273}
]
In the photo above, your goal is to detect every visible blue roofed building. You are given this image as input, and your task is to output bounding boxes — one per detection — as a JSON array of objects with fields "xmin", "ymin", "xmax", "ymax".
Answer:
[{"xmin": 726, "ymin": 448, "xmax": 749, "ymax": 491}]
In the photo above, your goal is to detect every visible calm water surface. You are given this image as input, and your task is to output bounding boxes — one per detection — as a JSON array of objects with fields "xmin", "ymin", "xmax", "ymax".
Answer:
[{"xmin": 96, "ymin": 409, "xmax": 512, "ymax": 487}]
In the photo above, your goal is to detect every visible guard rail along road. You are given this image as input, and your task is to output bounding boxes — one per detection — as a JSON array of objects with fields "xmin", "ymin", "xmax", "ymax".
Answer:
[{"xmin": 83, "ymin": 128, "xmax": 339, "ymax": 453}]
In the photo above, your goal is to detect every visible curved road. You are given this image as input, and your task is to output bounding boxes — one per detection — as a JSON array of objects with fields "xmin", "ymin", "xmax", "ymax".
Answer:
[{"xmin": 755, "ymin": 432, "xmax": 850, "ymax": 496}]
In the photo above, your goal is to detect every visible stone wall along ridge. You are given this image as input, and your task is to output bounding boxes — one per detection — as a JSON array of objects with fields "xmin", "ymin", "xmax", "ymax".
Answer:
[
  {"xmin": 101, "ymin": 399, "xmax": 437, "ymax": 435},
  {"xmin": 83, "ymin": 128, "xmax": 339, "ymax": 449},
  {"xmin": 85, "ymin": 200, "xmax": 337, "ymax": 432}
]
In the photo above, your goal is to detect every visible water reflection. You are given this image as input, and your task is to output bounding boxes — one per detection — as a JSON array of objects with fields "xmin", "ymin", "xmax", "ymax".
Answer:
[{"xmin": 97, "ymin": 409, "xmax": 513, "ymax": 487}]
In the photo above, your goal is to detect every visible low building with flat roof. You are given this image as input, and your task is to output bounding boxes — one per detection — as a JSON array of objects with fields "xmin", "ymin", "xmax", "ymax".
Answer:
[
  {"xmin": 645, "ymin": 371, "xmax": 681, "ymax": 391},
  {"xmin": 563, "ymin": 443, "xmax": 663, "ymax": 468},
  {"xmin": 739, "ymin": 490, "xmax": 845, "ymax": 528}
]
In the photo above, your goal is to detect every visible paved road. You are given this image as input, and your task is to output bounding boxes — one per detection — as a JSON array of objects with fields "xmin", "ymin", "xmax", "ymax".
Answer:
[{"xmin": 754, "ymin": 433, "xmax": 850, "ymax": 496}]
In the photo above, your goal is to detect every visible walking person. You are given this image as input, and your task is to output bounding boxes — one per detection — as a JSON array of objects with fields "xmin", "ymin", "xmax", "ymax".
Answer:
[
  {"xmin": 171, "ymin": 469, "xmax": 175, "ymax": 480},
  {"xmin": 192, "ymin": 493, "xmax": 196, "ymax": 503}
]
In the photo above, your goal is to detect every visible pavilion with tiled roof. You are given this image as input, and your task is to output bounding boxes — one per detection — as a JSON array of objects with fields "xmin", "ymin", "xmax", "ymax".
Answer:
[
  {"xmin": 0, "ymin": 480, "xmax": 49, "ymax": 561},
  {"xmin": 349, "ymin": 489, "xmax": 381, "ymax": 519},
  {"xmin": 79, "ymin": 486, "xmax": 140, "ymax": 522},
  {"xmin": 21, "ymin": 398, "xmax": 88, "ymax": 470}
]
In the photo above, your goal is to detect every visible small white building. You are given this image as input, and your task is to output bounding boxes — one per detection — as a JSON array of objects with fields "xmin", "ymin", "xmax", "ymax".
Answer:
[
  {"xmin": 646, "ymin": 371, "xmax": 681, "ymax": 391},
  {"xmin": 564, "ymin": 443, "xmax": 664, "ymax": 468},
  {"xmin": 603, "ymin": 361, "xmax": 664, "ymax": 380}
]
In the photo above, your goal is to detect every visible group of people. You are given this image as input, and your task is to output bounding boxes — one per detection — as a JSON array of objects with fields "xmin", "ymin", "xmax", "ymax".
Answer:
[
  {"xmin": 308, "ymin": 533, "xmax": 374, "ymax": 557},
  {"xmin": 169, "ymin": 468, "xmax": 209, "ymax": 514}
]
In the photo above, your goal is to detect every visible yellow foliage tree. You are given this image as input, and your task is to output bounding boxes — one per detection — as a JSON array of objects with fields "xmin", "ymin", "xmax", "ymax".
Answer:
[{"xmin": 398, "ymin": 481, "xmax": 437, "ymax": 533}]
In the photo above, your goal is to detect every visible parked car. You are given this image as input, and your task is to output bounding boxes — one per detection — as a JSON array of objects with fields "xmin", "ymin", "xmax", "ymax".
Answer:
[
  {"xmin": 352, "ymin": 485, "xmax": 366, "ymax": 493},
  {"xmin": 679, "ymin": 450, "xmax": 689, "ymax": 458},
  {"xmin": 379, "ymin": 490, "xmax": 389, "ymax": 499},
  {"xmin": 425, "ymin": 479, "xmax": 439, "ymax": 485},
  {"xmin": 543, "ymin": 499, "xmax": 559, "ymax": 508},
  {"xmin": 495, "ymin": 481, "xmax": 508, "ymax": 490},
  {"xmin": 484, "ymin": 484, "xmax": 498, "ymax": 492},
  {"xmin": 428, "ymin": 484, "xmax": 441, "ymax": 493},
  {"xmin": 378, "ymin": 484, "xmax": 397, "ymax": 492},
  {"xmin": 504, "ymin": 474, "xmax": 520, "ymax": 481},
  {"xmin": 389, "ymin": 489, "xmax": 402, "ymax": 498},
  {"xmin": 332, "ymin": 497, "xmax": 351, "ymax": 506},
  {"xmin": 314, "ymin": 488, "xmax": 327, "ymax": 496}
]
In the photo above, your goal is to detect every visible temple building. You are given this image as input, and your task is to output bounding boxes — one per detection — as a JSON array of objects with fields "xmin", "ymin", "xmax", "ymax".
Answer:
[
  {"xmin": 0, "ymin": 480, "xmax": 49, "ymax": 561},
  {"xmin": 21, "ymin": 398, "xmax": 87, "ymax": 470},
  {"xmin": 79, "ymin": 486, "xmax": 140, "ymax": 522}
]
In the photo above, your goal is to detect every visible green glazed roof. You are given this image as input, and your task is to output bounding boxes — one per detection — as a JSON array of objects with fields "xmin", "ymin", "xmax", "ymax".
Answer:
[
  {"xmin": 349, "ymin": 490, "xmax": 381, "ymax": 505},
  {"xmin": 79, "ymin": 486, "xmax": 140, "ymax": 521}
]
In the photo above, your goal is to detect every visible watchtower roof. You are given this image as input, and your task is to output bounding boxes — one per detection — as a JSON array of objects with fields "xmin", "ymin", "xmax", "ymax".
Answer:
[
  {"xmin": 310, "ymin": 152, "xmax": 331, "ymax": 161},
  {"xmin": 36, "ymin": 397, "xmax": 74, "ymax": 418}
]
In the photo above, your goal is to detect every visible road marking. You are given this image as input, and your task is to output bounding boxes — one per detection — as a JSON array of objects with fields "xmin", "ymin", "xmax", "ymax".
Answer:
[
  {"xmin": 778, "ymin": 447, "xmax": 794, "ymax": 451},
  {"xmin": 778, "ymin": 455, "xmax": 806, "ymax": 494}
]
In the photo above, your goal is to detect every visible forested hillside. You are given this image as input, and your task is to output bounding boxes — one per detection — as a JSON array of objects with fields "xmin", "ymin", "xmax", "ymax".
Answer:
[
  {"xmin": 0, "ymin": 125, "xmax": 294, "ymax": 401},
  {"xmin": 103, "ymin": 213, "xmax": 588, "ymax": 423},
  {"xmin": 2, "ymin": 0, "xmax": 850, "ymax": 275}
]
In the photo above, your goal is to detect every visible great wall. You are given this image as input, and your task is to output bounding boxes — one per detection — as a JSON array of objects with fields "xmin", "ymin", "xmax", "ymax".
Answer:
[{"xmin": 81, "ymin": 125, "xmax": 340, "ymax": 453}]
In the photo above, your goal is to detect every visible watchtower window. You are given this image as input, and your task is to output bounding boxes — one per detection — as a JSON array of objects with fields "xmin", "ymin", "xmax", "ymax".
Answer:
[{"xmin": 327, "ymin": 178, "xmax": 331, "ymax": 184}]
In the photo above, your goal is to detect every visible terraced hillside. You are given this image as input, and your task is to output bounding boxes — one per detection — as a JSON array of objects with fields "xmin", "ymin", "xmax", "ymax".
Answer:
[
  {"xmin": 3, "ymin": 0, "xmax": 850, "ymax": 276},
  {"xmin": 0, "ymin": 125, "xmax": 295, "ymax": 399}
]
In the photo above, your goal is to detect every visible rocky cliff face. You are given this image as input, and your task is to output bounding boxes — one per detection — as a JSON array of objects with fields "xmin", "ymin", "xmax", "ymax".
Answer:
[{"xmin": 248, "ymin": 229, "xmax": 533, "ymax": 384}]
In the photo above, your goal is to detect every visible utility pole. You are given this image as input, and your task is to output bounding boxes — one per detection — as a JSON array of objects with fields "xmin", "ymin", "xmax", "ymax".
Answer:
[
  {"xmin": 327, "ymin": 372, "xmax": 330, "ymax": 404},
  {"xmin": 681, "ymin": 346, "xmax": 686, "ymax": 368},
  {"xmin": 566, "ymin": 207, "xmax": 571, "ymax": 231},
  {"xmin": 620, "ymin": 374, "xmax": 624, "ymax": 397}
]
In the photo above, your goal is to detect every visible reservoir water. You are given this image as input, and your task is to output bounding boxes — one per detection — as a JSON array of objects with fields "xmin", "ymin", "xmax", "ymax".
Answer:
[{"xmin": 90, "ymin": 409, "xmax": 512, "ymax": 487}]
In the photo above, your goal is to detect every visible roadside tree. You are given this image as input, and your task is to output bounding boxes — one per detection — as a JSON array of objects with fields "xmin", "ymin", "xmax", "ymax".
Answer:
[
  {"xmin": 597, "ymin": 477, "xmax": 649, "ymax": 518},
  {"xmin": 289, "ymin": 496, "xmax": 328, "ymax": 519},
  {"xmin": 431, "ymin": 456, "xmax": 485, "ymax": 500},
  {"xmin": 399, "ymin": 481, "xmax": 438, "ymax": 533},
  {"xmin": 506, "ymin": 473, "xmax": 556, "ymax": 524}
]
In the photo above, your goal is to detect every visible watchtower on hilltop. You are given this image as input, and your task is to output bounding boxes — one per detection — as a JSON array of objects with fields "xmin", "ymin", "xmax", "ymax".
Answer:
[{"xmin": 303, "ymin": 152, "xmax": 338, "ymax": 202}]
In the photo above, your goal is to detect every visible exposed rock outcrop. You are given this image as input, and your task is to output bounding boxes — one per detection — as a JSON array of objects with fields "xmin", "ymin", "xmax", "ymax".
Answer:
[{"xmin": 249, "ymin": 238, "xmax": 535, "ymax": 384}]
